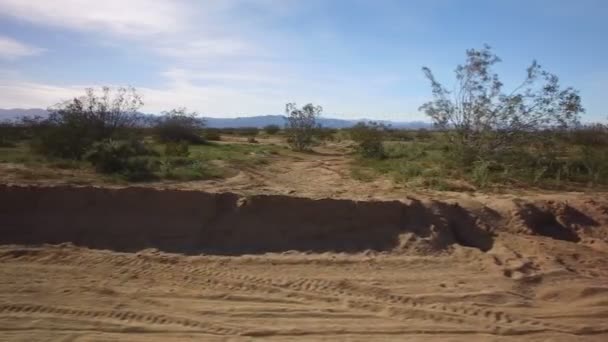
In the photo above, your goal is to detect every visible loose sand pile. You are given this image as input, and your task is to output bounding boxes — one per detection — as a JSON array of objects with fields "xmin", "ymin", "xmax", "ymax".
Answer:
[{"xmin": 0, "ymin": 185, "xmax": 607, "ymax": 341}]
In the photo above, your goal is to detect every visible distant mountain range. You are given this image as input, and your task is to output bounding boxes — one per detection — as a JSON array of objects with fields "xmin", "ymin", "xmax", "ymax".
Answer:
[
  {"xmin": 0, "ymin": 108, "xmax": 48, "ymax": 120},
  {"xmin": 203, "ymin": 115, "xmax": 430, "ymax": 129},
  {"xmin": 0, "ymin": 108, "xmax": 431, "ymax": 129}
]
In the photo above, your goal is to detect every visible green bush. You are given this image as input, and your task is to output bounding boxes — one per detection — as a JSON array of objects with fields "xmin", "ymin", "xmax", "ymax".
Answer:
[
  {"xmin": 314, "ymin": 127, "xmax": 337, "ymax": 142},
  {"xmin": 350, "ymin": 122, "xmax": 386, "ymax": 159},
  {"xmin": 84, "ymin": 140, "xmax": 158, "ymax": 180},
  {"xmin": 0, "ymin": 122, "xmax": 22, "ymax": 147},
  {"xmin": 29, "ymin": 87, "xmax": 143, "ymax": 160},
  {"xmin": 122, "ymin": 157, "xmax": 158, "ymax": 181},
  {"xmin": 30, "ymin": 122, "xmax": 95, "ymax": 159},
  {"xmin": 164, "ymin": 141, "xmax": 189, "ymax": 157},
  {"xmin": 579, "ymin": 146, "xmax": 608, "ymax": 184},
  {"xmin": 385, "ymin": 129, "xmax": 415, "ymax": 141},
  {"xmin": 264, "ymin": 124, "xmax": 281, "ymax": 135},
  {"xmin": 569, "ymin": 124, "xmax": 608, "ymax": 147},
  {"xmin": 471, "ymin": 160, "xmax": 491, "ymax": 188},
  {"xmin": 399, "ymin": 163, "xmax": 423, "ymax": 180},
  {"xmin": 155, "ymin": 108, "xmax": 205, "ymax": 144},
  {"xmin": 384, "ymin": 143, "xmax": 427, "ymax": 159}
]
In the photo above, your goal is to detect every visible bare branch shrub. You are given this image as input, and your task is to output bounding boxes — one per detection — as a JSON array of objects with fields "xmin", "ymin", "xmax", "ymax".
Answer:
[
  {"xmin": 419, "ymin": 45, "xmax": 584, "ymax": 159},
  {"xmin": 155, "ymin": 108, "xmax": 205, "ymax": 144},
  {"xmin": 33, "ymin": 86, "xmax": 143, "ymax": 159},
  {"xmin": 285, "ymin": 103, "xmax": 322, "ymax": 151}
]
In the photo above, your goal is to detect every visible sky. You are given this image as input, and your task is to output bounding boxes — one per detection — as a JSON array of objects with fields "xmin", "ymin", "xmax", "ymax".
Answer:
[{"xmin": 0, "ymin": 0, "xmax": 607, "ymax": 122}]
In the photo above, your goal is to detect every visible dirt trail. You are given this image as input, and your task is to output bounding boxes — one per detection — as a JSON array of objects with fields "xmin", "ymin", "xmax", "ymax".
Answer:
[
  {"xmin": 185, "ymin": 145, "xmax": 400, "ymax": 199},
  {"xmin": 1, "ymin": 185, "xmax": 608, "ymax": 340}
]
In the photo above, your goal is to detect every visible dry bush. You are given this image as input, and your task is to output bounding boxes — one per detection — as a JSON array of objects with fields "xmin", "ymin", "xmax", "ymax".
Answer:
[
  {"xmin": 31, "ymin": 87, "xmax": 143, "ymax": 159},
  {"xmin": 285, "ymin": 103, "xmax": 321, "ymax": 151},
  {"xmin": 155, "ymin": 108, "xmax": 205, "ymax": 144},
  {"xmin": 420, "ymin": 45, "xmax": 583, "ymax": 158},
  {"xmin": 350, "ymin": 122, "xmax": 386, "ymax": 159}
]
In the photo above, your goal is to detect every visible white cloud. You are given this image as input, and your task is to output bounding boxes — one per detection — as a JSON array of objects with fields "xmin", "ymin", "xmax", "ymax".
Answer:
[
  {"xmin": 0, "ymin": 0, "xmax": 187, "ymax": 37},
  {"xmin": 0, "ymin": 1, "xmax": 428, "ymax": 120},
  {"xmin": 0, "ymin": 68, "xmax": 428, "ymax": 120},
  {"xmin": 0, "ymin": 0, "xmax": 272, "ymax": 60},
  {"xmin": 0, "ymin": 35, "xmax": 44, "ymax": 60},
  {"xmin": 0, "ymin": 81, "xmax": 82, "ymax": 108},
  {"xmin": 154, "ymin": 39, "xmax": 263, "ymax": 60}
]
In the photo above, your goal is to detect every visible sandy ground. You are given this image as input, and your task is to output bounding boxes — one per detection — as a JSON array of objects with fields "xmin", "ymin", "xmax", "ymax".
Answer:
[
  {"xmin": 0, "ymin": 238, "xmax": 607, "ymax": 341},
  {"xmin": 1, "ymin": 141, "xmax": 608, "ymax": 341}
]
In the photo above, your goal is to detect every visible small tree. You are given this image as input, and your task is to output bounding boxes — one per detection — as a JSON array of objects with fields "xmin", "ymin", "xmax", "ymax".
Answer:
[
  {"xmin": 155, "ymin": 108, "xmax": 205, "ymax": 144},
  {"xmin": 34, "ymin": 86, "xmax": 143, "ymax": 159},
  {"xmin": 350, "ymin": 122, "xmax": 386, "ymax": 158},
  {"xmin": 285, "ymin": 103, "xmax": 322, "ymax": 151},
  {"xmin": 419, "ymin": 45, "xmax": 584, "ymax": 157}
]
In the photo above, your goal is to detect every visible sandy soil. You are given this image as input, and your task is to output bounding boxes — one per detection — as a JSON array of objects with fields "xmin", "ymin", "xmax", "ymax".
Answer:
[
  {"xmin": 1, "ymin": 185, "xmax": 607, "ymax": 341},
  {"xmin": 0, "ymin": 239, "xmax": 607, "ymax": 341}
]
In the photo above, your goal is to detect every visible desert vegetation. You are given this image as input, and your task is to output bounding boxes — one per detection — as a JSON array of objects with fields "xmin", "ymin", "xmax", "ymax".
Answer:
[
  {"xmin": 0, "ymin": 46, "xmax": 606, "ymax": 191},
  {"xmin": 285, "ymin": 103, "xmax": 322, "ymax": 151},
  {"xmin": 349, "ymin": 46, "xmax": 604, "ymax": 190},
  {"xmin": 0, "ymin": 87, "xmax": 282, "ymax": 183}
]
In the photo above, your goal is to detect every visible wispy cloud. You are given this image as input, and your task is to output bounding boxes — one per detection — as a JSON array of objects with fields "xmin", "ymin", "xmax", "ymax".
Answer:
[
  {"xmin": 0, "ymin": 35, "xmax": 45, "ymax": 60},
  {"xmin": 154, "ymin": 39, "xmax": 263, "ymax": 60},
  {"xmin": 0, "ymin": 0, "xmax": 187, "ymax": 37},
  {"xmin": 0, "ymin": 1, "xmax": 435, "ymax": 119},
  {"xmin": 0, "ymin": 66, "xmax": 427, "ymax": 121}
]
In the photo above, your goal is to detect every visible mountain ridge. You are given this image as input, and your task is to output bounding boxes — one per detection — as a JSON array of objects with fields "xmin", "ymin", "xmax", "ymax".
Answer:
[{"xmin": 0, "ymin": 108, "xmax": 431, "ymax": 129}]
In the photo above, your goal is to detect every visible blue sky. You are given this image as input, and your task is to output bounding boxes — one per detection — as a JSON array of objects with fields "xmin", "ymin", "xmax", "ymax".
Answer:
[{"xmin": 0, "ymin": 0, "xmax": 606, "ymax": 121}]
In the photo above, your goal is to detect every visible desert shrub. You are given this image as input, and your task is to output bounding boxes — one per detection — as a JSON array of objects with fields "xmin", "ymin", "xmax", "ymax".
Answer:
[
  {"xmin": 155, "ymin": 108, "xmax": 205, "ymax": 144},
  {"xmin": 235, "ymin": 127, "xmax": 259, "ymax": 137},
  {"xmin": 32, "ymin": 87, "xmax": 143, "ymax": 159},
  {"xmin": 569, "ymin": 124, "xmax": 608, "ymax": 147},
  {"xmin": 285, "ymin": 103, "xmax": 321, "ymax": 151},
  {"xmin": 164, "ymin": 141, "xmax": 189, "ymax": 157},
  {"xmin": 385, "ymin": 129, "xmax": 415, "ymax": 141},
  {"xmin": 121, "ymin": 157, "xmax": 158, "ymax": 181},
  {"xmin": 219, "ymin": 127, "xmax": 236, "ymax": 135},
  {"xmin": 397, "ymin": 161, "xmax": 423, "ymax": 179},
  {"xmin": 420, "ymin": 45, "xmax": 583, "ymax": 158},
  {"xmin": 415, "ymin": 128, "xmax": 432, "ymax": 140},
  {"xmin": 84, "ymin": 139, "xmax": 157, "ymax": 176},
  {"xmin": 350, "ymin": 122, "xmax": 386, "ymax": 158},
  {"xmin": 313, "ymin": 127, "xmax": 337, "ymax": 142},
  {"xmin": 384, "ymin": 142, "xmax": 427, "ymax": 159},
  {"xmin": 264, "ymin": 124, "xmax": 281, "ymax": 135},
  {"xmin": 0, "ymin": 121, "xmax": 24, "ymax": 147},
  {"xmin": 471, "ymin": 160, "xmax": 492, "ymax": 188},
  {"xmin": 578, "ymin": 146, "xmax": 608, "ymax": 184},
  {"xmin": 204, "ymin": 128, "xmax": 222, "ymax": 141}
]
